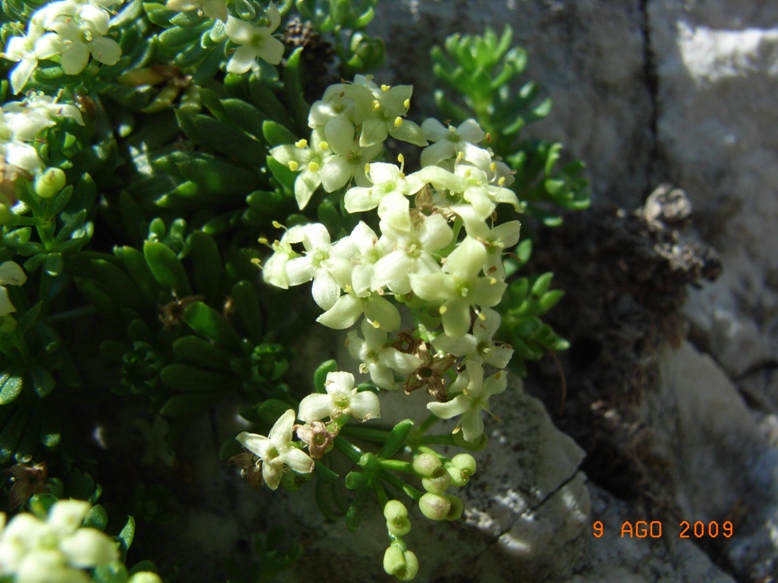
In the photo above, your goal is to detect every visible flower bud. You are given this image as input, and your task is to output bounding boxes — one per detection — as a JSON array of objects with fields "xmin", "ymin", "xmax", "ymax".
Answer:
[
  {"xmin": 447, "ymin": 453, "xmax": 477, "ymax": 487},
  {"xmin": 412, "ymin": 453, "xmax": 441, "ymax": 478},
  {"xmin": 129, "ymin": 574, "xmax": 164, "ymax": 583},
  {"xmin": 418, "ymin": 492, "xmax": 451, "ymax": 521},
  {"xmin": 386, "ymin": 515, "xmax": 411, "ymax": 537},
  {"xmin": 35, "ymin": 168, "xmax": 67, "ymax": 199},
  {"xmin": 383, "ymin": 546, "xmax": 419, "ymax": 581},
  {"xmin": 383, "ymin": 500, "xmax": 408, "ymax": 521},
  {"xmin": 444, "ymin": 494, "xmax": 464, "ymax": 521},
  {"xmin": 421, "ymin": 470, "xmax": 450, "ymax": 494}
]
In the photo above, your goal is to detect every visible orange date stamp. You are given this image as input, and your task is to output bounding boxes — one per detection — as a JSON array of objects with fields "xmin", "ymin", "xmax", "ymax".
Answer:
[{"xmin": 592, "ymin": 520, "xmax": 734, "ymax": 539}]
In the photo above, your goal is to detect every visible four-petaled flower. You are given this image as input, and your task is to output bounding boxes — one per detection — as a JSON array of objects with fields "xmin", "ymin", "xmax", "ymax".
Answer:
[
  {"xmin": 236, "ymin": 409, "xmax": 315, "ymax": 491},
  {"xmin": 426, "ymin": 361, "xmax": 507, "ymax": 442},
  {"xmin": 225, "ymin": 3, "xmax": 284, "ymax": 74},
  {"xmin": 298, "ymin": 371, "xmax": 380, "ymax": 423}
]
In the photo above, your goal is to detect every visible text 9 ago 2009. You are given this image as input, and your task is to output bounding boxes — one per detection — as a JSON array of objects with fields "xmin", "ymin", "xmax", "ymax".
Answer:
[{"xmin": 592, "ymin": 520, "xmax": 734, "ymax": 539}]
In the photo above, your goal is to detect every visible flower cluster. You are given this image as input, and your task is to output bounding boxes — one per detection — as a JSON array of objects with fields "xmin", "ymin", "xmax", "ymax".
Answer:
[
  {"xmin": 262, "ymin": 77, "xmax": 522, "ymax": 444},
  {"xmin": 0, "ymin": 499, "xmax": 118, "ymax": 582},
  {"xmin": 0, "ymin": 93, "xmax": 84, "ymax": 179},
  {"xmin": 235, "ymin": 371, "xmax": 380, "ymax": 490},
  {"xmin": 270, "ymin": 74, "xmax": 426, "ymax": 210},
  {"xmin": 1, "ymin": 0, "xmax": 124, "ymax": 93}
]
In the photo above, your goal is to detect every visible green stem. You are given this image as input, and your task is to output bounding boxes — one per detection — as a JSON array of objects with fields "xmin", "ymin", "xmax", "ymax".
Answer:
[
  {"xmin": 373, "ymin": 479, "xmax": 389, "ymax": 508},
  {"xmin": 417, "ymin": 434, "xmax": 457, "ymax": 446},
  {"xmin": 339, "ymin": 424, "xmax": 392, "ymax": 442},
  {"xmin": 38, "ymin": 272, "xmax": 52, "ymax": 319},
  {"xmin": 410, "ymin": 414, "xmax": 438, "ymax": 441},
  {"xmin": 378, "ymin": 459, "xmax": 413, "ymax": 474},
  {"xmin": 378, "ymin": 469, "xmax": 424, "ymax": 502},
  {"xmin": 333, "ymin": 436, "xmax": 363, "ymax": 463}
]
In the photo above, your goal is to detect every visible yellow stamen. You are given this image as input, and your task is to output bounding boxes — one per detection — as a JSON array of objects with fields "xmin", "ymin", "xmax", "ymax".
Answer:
[
  {"xmin": 403, "ymin": 98, "xmax": 410, "ymax": 110},
  {"xmin": 490, "ymin": 162, "xmax": 497, "ymax": 173},
  {"xmin": 272, "ymin": 221, "xmax": 283, "ymax": 229},
  {"xmin": 288, "ymin": 161, "xmax": 299, "ymax": 171},
  {"xmin": 258, "ymin": 237, "xmax": 269, "ymax": 245},
  {"xmin": 439, "ymin": 305, "xmax": 448, "ymax": 315},
  {"xmin": 319, "ymin": 141, "xmax": 330, "ymax": 151},
  {"xmin": 308, "ymin": 161, "xmax": 320, "ymax": 173},
  {"xmin": 372, "ymin": 99, "xmax": 381, "ymax": 111},
  {"xmin": 381, "ymin": 84, "xmax": 390, "ymax": 93},
  {"xmin": 394, "ymin": 117, "xmax": 403, "ymax": 128},
  {"xmin": 477, "ymin": 312, "xmax": 486, "ymax": 320},
  {"xmin": 498, "ymin": 177, "xmax": 506, "ymax": 187},
  {"xmin": 295, "ymin": 139, "xmax": 308, "ymax": 148}
]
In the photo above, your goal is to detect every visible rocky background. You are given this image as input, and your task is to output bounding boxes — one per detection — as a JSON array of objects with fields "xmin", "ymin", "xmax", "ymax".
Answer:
[{"xmin": 154, "ymin": 1, "xmax": 778, "ymax": 581}]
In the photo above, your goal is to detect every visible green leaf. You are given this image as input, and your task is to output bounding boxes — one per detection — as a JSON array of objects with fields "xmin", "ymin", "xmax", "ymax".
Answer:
[
  {"xmin": 84, "ymin": 504, "xmax": 109, "ymax": 531},
  {"xmin": 345, "ymin": 485, "xmax": 371, "ymax": 533},
  {"xmin": 172, "ymin": 336, "xmax": 233, "ymax": 370},
  {"xmin": 283, "ymin": 48, "xmax": 309, "ymax": 136},
  {"xmin": 28, "ymin": 493, "xmax": 58, "ymax": 519},
  {"xmin": 160, "ymin": 364, "xmax": 237, "ymax": 392},
  {"xmin": 262, "ymin": 120, "xmax": 297, "ymax": 147},
  {"xmin": 183, "ymin": 301, "xmax": 241, "ymax": 350},
  {"xmin": 314, "ymin": 471, "xmax": 345, "ymax": 521},
  {"xmin": 175, "ymin": 110, "xmax": 266, "ymax": 166},
  {"xmin": 0, "ymin": 369, "xmax": 23, "ymax": 404},
  {"xmin": 189, "ymin": 231, "xmax": 221, "ymax": 306},
  {"xmin": 255, "ymin": 399, "xmax": 292, "ymax": 424},
  {"xmin": 378, "ymin": 419, "xmax": 414, "ymax": 459},
  {"xmin": 30, "ymin": 364, "xmax": 55, "ymax": 398},
  {"xmin": 93, "ymin": 561, "xmax": 129, "ymax": 583},
  {"xmin": 114, "ymin": 246, "xmax": 159, "ymax": 305},
  {"xmin": 159, "ymin": 392, "xmax": 223, "ymax": 417},
  {"xmin": 220, "ymin": 98, "xmax": 267, "ymax": 141},
  {"xmin": 231, "ymin": 281, "xmax": 263, "ymax": 344},
  {"xmin": 531, "ymin": 272, "xmax": 553, "ymax": 297},
  {"xmin": 313, "ymin": 360, "xmax": 338, "ymax": 394},
  {"xmin": 539, "ymin": 289, "xmax": 564, "ymax": 313},
  {"xmin": 143, "ymin": 240, "xmax": 192, "ymax": 296},
  {"xmin": 249, "ymin": 76, "xmax": 293, "ymax": 127}
]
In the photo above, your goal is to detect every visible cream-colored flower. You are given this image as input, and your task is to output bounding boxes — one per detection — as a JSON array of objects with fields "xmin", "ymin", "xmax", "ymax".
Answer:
[{"xmin": 236, "ymin": 409, "xmax": 314, "ymax": 490}]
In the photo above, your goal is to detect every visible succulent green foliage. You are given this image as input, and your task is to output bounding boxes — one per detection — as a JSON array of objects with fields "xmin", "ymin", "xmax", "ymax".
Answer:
[
  {"xmin": 295, "ymin": 0, "xmax": 384, "ymax": 75},
  {"xmin": 499, "ymin": 240, "xmax": 569, "ymax": 377},
  {"xmin": 432, "ymin": 26, "xmax": 590, "ymax": 226}
]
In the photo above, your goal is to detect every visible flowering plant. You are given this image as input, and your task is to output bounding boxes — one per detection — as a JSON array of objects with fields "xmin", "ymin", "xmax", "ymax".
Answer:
[{"xmin": 0, "ymin": 0, "xmax": 587, "ymax": 580}]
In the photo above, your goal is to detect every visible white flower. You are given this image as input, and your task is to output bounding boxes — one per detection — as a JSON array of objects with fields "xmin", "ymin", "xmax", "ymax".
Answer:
[
  {"xmin": 346, "ymin": 77, "xmax": 426, "ymax": 148},
  {"xmin": 426, "ymin": 361, "xmax": 508, "ymax": 442},
  {"xmin": 1, "ymin": 19, "xmax": 46, "ymax": 94},
  {"xmin": 454, "ymin": 204, "xmax": 520, "ymax": 280},
  {"xmin": 341, "ymin": 221, "xmax": 392, "ymax": 295},
  {"xmin": 225, "ymin": 4, "xmax": 284, "ymax": 74},
  {"xmin": 347, "ymin": 320, "xmax": 422, "ymax": 390},
  {"xmin": 236, "ymin": 409, "xmax": 315, "ymax": 491},
  {"xmin": 316, "ymin": 285, "xmax": 401, "ymax": 332},
  {"xmin": 269, "ymin": 130, "xmax": 333, "ymax": 209},
  {"xmin": 0, "ymin": 499, "xmax": 119, "ymax": 580},
  {"xmin": 344, "ymin": 162, "xmax": 424, "ymax": 214},
  {"xmin": 0, "ymin": 262, "xmax": 28, "ymax": 318},
  {"xmin": 261, "ymin": 225, "xmax": 304, "ymax": 289},
  {"xmin": 431, "ymin": 307, "xmax": 514, "ymax": 369},
  {"xmin": 409, "ymin": 237, "xmax": 507, "ymax": 338},
  {"xmin": 319, "ymin": 116, "xmax": 382, "ymax": 192},
  {"xmin": 420, "ymin": 118, "xmax": 492, "ymax": 172},
  {"xmin": 298, "ymin": 371, "xmax": 380, "ymax": 422},
  {"xmin": 373, "ymin": 212, "xmax": 452, "ymax": 295},
  {"xmin": 284, "ymin": 223, "xmax": 354, "ymax": 310}
]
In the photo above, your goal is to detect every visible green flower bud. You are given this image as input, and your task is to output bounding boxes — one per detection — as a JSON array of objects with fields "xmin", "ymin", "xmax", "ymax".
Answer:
[
  {"xmin": 412, "ymin": 453, "xmax": 442, "ymax": 478},
  {"xmin": 383, "ymin": 546, "xmax": 419, "ymax": 581},
  {"xmin": 383, "ymin": 500, "xmax": 408, "ymax": 521},
  {"xmin": 444, "ymin": 494, "xmax": 464, "ymax": 521},
  {"xmin": 452, "ymin": 430, "xmax": 488, "ymax": 451},
  {"xmin": 418, "ymin": 492, "xmax": 451, "ymax": 521},
  {"xmin": 421, "ymin": 470, "xmax": 451, "ymax": 494},
  {"xmin": 35, "ymin": 168, "xmax": 67, "ymax": 199},
  {"xmin": 129, "ymin": 574, "xmax": 164, "ymax": 583},
  {"xmin": 346, "ymin": 471, "xmax": 370, "ymax": 490},
  {"xmin": 447, "ymin": 453, "xmax": 477, "ymax": 487},
  {"xmin": 386, "ymin": 516, "xmax": 411, "ymax": 537},
  {"xmin": 0, "ymin": 203, "xmax": 13, "ymax": 225}
]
